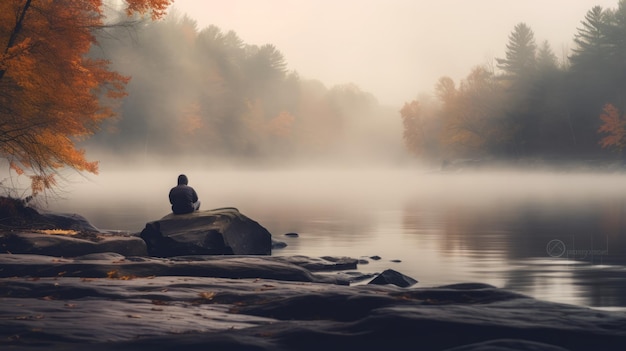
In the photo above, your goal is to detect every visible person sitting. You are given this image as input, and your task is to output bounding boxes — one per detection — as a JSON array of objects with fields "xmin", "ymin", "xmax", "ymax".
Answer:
[{"xmin": 169, "ymin": 174, "xmax": 201, "ymax": 214}]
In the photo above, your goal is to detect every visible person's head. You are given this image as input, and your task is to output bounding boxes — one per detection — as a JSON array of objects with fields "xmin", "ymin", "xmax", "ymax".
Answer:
[{"xmin": 177, "ymin": 174, "xmax": 188, "ymax": 185}]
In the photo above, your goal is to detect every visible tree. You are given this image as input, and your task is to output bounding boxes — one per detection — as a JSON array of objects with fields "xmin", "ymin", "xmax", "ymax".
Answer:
[
  {"xmin": 603, "ymin": 0, "xmax": 626, "ymax": 101},
  {"xmin": 400, "ymin": 100, "xmax": 424, "ymax": 157},
  {"xmin": 399, "ymin": 95, "xmax": 443, "ymax": 161},
  {"xmin": 567, "ymin": 2, "xmax": 626, "ymax": 154},
  {"xmin": 570, "ymin": 6, "xmax": 609, "ymax": 69},
  {"xmin": 598, "ymin": 103, "xmax": 626, "ymax": 155},
  {"xmin": 244, "ymin": 44, "xmax": 288, "ymax": 101},
  {"xmin": 0, "ymin": 0, "xmax": 171, "ymax": 195},
  {"xmin": 496, "ymin": 23, "xmax": 537, "ymax": 83},
  {"xmin": 437, "ymin": 67, "xmax": 509, "ymax": 158},
  {"xmin": 496, "ymin": 23, "xmax": 542, "ymax": 156},
  {"xmin": 536, "ymin": 40, "xmax": 558, "ymax": 72}
]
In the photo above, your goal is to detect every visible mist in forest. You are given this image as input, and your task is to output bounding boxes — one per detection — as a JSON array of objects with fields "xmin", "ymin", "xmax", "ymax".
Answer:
[
  {"xmin": 87, "ymin": 10, "xmax": 407, "ymax": 170},
  {"xmin": 83, "ymin": 0, "xmax": 626, "ymax": 171}
]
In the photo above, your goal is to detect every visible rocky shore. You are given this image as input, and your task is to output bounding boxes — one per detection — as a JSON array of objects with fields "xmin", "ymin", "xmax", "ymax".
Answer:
[{"xmin": 1, "ymin": 206, "xmax": 626, "ymax": 350}]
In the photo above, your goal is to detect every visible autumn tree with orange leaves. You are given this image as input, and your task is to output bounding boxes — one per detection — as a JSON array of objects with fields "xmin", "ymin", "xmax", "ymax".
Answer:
[
  {"xmin": 598, "ymin": 103, "xmax": 626, "ymax": 155},
  {"xmin": 0, "ymin": 0, "xmax": 171, "ymax": 196}
]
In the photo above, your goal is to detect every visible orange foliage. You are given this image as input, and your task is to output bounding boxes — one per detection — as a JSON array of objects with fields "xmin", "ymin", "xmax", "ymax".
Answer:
[
  {"xmin": 125, "ymin": 0, "xmax": 172, "ymax": 20},
  {"xmin": 436, "ymin": 67, "xmax": 506, "ymax": 158},
  {"xmin": 268, "ymin": 111, "xmax": 295, "ymax": 139},
  {"xmin": 598, "ymin": 103, "xmax": 626, "ymax": 153},
  {"xmin": 239, "ymin": 100, "xmax": 299, "ymax": 154},
  {"xmin": 0, "ymin": 0, "xmax": 172, "ymax": 194},
  {"xmin": 179, "ymin": 102, "xmax": 205, "ymax": 135}
]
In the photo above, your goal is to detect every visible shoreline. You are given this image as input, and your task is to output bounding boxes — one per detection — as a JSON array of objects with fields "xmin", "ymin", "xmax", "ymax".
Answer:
[
  {"xmin": 2, "ymin": 258, "xmax": 626, "ymax": 350},
  {"xmin": 2, "ymin": 204, "xmax": 626, "ymax": 349},
  {"xmin": 1, "ymin": 227, "xmax": 626, "ymax": 350}
]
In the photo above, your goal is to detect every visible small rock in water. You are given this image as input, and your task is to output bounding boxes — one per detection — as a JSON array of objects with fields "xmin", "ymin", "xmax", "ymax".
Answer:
[
  {"xmin": 390, "ymin": 259, "xmax": 402, "ymax": 263},
  {"xmin": 358, "ymin": 259, "xmax": 369, "ymax": 265},
  {"xmin": 284, "ymin": 233, "xmax": 299, "ymax": 237},
  {"xmin": 368, "ymin": 269, "xmax": 418, "ymax": 287},
  {"xmin": 370, "ymin": 255, "xmax": 381, "ymax": 260},
  {"xmin": 272, "ymin": 240, "xmax": 287, "ymax": 249}
]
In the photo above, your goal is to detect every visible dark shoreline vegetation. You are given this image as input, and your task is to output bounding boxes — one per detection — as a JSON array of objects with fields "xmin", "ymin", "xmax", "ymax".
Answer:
[{"xmin": 1, "ymin": 202, "xmax": 626, "ymax": 350}]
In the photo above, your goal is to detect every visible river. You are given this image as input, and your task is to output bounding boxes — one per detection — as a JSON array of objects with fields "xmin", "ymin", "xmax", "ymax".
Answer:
[{"xmin": 47, "ymin": 166, "xmax": 626, "ymax": 311}]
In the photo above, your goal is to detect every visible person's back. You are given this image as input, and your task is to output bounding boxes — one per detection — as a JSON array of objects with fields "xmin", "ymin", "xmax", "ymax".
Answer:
[{"xmin": 169, "ymin": 174, "xmax": 200, "ymax": 214}]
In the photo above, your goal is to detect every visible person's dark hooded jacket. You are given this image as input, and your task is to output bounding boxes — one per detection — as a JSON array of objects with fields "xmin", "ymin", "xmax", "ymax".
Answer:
[{"xmin": 169, "ymin": 175, "xmax": 199, "ymax": 214}]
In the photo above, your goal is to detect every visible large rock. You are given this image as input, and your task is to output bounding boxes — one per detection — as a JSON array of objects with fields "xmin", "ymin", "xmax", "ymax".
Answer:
[{"xmin": 140, "ymin": 208, "xmax": 272, "ymax": 256}]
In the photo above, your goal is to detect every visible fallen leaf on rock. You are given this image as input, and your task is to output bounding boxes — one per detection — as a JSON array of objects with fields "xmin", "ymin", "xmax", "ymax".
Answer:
[
  {"xmin": 107, "ymin": 270, "xmax": 136, "ymax": 280},
  {"xmin": 106, "ymin": 270, "xmax": 118, "ymax": 279},
  {"xmin": 198, "ymin": 292, "xmax": 216, "ymax": 301},
  {"xmin": 38, "ymin": 229, "xmax": 78, "ymax": 236},
  {"xmin": 126, "ymin": 314, "xmax": 141, "ymax": 318},
  {"xmin": 64, "ymin": 303, "xmax": 76, "ymax": 308}
]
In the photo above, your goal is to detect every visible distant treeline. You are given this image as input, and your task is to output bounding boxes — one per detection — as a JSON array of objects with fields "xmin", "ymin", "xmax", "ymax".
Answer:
[
  {"xmin": 402, "ymin": 1, "xmax": 626, "ymax": 163},
  {"xmin": 87, "ymin": 13, "xmax": 400, "ymax": 163}
]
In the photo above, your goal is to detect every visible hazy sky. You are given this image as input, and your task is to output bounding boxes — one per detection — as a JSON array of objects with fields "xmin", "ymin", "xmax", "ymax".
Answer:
[{"xmin": 172, "ymin": 0, "xmax": 620, "ymax": 106}]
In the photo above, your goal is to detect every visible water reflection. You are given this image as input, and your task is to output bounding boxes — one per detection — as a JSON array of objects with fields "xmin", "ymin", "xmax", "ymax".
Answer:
[
  {"xmin": 403, "ymin": 187, "xmax": 626, "ymax": 309},
  {"xmin": 48, "ymin": 168, "xmax": 626, "ymax": 309}
]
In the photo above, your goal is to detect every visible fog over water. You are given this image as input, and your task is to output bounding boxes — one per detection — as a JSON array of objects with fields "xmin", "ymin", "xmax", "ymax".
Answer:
[{"xmin": 47, "ymin": 166, "xmax": 626, "ymax": 310}]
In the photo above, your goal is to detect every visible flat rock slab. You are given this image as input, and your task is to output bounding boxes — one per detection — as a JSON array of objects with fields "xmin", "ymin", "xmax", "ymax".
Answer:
[
  {"xmin": 1, "ymin": 277, "xmax": 625, "ymax": 350},
  {"xmin": 0, "ymin": 231, "xmax": 147, "ymax": 257},
  {"xmin": 140, "ymin": 208, "xmax": 272, "ymax": 256},
  {"xmin": 0, "ymin": 253, "xmax": 362, "ymax": 285}
]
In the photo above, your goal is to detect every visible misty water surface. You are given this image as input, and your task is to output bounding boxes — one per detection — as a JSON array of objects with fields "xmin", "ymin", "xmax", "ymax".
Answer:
[{"xmin": 48, "ymin": 167, "xmax": 626, "ymax": 310}]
